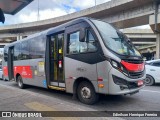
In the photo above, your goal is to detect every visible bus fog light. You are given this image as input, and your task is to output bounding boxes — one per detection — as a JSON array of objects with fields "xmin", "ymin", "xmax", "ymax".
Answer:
[
  {"xmin": 120, "ymin": 85, "xmax": 128, "ymax": 90},
  {"xmin": 137, "ymin": 80, "xmax": 143, "ymax": 86},
  {"xmin": 112, "ymin": 75, "xmax": 128, "ymax": 85}
]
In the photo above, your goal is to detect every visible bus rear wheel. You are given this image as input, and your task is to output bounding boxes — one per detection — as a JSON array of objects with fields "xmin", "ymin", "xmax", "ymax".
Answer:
[
  {"xmin": 77, "ymin": 81, "xmax": 99, "ymax": 105},
  {"xmin": 17, "ymin": 76, "xmax": 25, "ymax": 89}
]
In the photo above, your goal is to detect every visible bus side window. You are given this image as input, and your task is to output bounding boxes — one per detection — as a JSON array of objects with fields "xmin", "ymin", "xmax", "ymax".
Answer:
[
  {"xmin": 21, "ymin": 41, "xmax": 29, "ymax": 60},
  {"xmin": 68, "ymin": 31, "xmax": 80, "ymax": 54},
  {"xmin": 4, "ymin": 47, "xmax": 8, "ymax": 62},
  {"xmin": 29, "ymin": 37, "xmax": 46, "ymax": 59},
  {"xmin": 14, "ymin": 43, "xmax": 21, "ymax": 61},
  {"xmin": 67, "ymin": 30, "xmax": 97, "ymax": 54},
  {"xmin": 86, "ymin": 30, "xmax": 97, "ymax": 52}
]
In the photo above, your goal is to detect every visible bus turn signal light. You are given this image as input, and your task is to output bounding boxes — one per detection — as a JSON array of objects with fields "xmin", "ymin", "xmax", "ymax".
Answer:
[{"xmin": 98, "ymin": 84, "xmax": 104, "ymax": 88}]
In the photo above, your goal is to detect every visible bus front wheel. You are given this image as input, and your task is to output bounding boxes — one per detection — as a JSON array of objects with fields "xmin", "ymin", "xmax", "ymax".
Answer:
[
  {"xmin": 17, "ymin": 76, "xmax": 25, "ymax": 89},
  {"xmin": 77, "ymin": 81, "xmax": 99, "ymax": 105}
]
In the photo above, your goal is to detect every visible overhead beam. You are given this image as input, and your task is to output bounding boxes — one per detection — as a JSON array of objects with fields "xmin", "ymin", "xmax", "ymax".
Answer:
[
  {"xmin": 0, "ymin": 0, "xmax": 157, "ymax": 34},
  {"xmin": 0, "ymin": 0, "xmax": 33, "ymax": 15}
]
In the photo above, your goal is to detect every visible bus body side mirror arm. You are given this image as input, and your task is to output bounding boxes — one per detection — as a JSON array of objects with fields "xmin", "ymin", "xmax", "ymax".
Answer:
[{"xmin": 79, "ymin": 28, "xmax": 86, "ymax": 42}]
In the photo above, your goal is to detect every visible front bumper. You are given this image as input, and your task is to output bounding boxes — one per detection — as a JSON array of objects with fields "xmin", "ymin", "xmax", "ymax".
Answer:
[
  {"xmin": 109, "ymin": 84, "xmax": 145, "ymax": 95},
  {"xmin": 108, "ymin": 67, "xmax": 146, "ymax": 95}
]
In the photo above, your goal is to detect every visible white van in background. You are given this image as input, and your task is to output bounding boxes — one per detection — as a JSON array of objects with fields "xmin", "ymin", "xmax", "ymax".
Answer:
[{"xmin": 145, "ymin": 59, "xmax": 160, "ymax": 85}]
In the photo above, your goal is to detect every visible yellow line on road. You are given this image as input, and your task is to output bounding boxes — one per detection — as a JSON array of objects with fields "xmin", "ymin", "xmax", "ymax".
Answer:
[
  {"xmin": 24, "ymin": 102, "xmax": 79, "ymax": 120},
  {"xmin": 25, "ymin": 102, "xmax": 55, "ymax": 111}
]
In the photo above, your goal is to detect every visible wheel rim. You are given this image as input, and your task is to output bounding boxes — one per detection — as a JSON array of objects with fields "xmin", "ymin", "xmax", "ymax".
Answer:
[
  {"xmin": 18, "ymin": 78, "xmax": 22, "ymax": 87},
  {"xmin": 145, "ymin": 77, "xmax": 151, "ymax": 84},
  {"xmin": 81, "ymin": 87, "xmax": 91, "ymax": 99}
]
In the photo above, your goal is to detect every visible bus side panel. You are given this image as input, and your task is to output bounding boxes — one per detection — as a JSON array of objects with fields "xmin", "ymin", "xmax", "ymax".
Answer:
[
  {"xmin": 13, "ymin": 58, "xmax": 46, "ymax": 88},
  {"xmin": 64, "ymin": 57, "xmax": 98, "ymax": 94},
  {"xmin": 96, "ymin": 61, "xmax": 112, "ymax": 94},
  {"xmin": 29, "ymin": 58, "xmax": 46, "ymax": 88},
  {"xmin": 13, "ymin": 60, "xmax": 31, "ymax": 84},
  {"xmin": 2, "ymin": 61, "xmax": 9, "ymax": 80}
]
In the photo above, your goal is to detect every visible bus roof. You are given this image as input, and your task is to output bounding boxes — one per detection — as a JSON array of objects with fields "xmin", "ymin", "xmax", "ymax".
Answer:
[{"xmin": 4, "ymin": 17, "xmax": 91, "ymax": 48}]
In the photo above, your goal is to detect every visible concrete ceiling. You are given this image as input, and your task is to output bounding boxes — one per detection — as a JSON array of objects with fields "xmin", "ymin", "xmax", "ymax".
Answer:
[{"xmin": 0, "ymin": 0, "xmax": 33, "ymax": 15}]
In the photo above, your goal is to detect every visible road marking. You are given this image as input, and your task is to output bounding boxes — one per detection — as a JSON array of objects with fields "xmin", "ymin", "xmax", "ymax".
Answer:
[
  {"xmin": 141, "ymin": 90, "xmax": 160, "ymax": 94},
  {"xmin": 24, "ymin": 102, "xmax": 79, "ymax": 120},
  {"xmin": 25, "ymin": 102, "xmax": 55, "ymax": 111},
  {"xmin": 0, "ymin": 83, "xmax": 124, "ymax": 120}
]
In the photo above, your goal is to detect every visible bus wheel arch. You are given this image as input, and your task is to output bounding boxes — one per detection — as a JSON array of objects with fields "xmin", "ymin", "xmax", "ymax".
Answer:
[
  {"xmin": 16, "ymin": 73, "xmax": 21, "ymax": 82},
  {"xmin": 73, "ymin": 77, "xmax": 99, "ymax": 105}
]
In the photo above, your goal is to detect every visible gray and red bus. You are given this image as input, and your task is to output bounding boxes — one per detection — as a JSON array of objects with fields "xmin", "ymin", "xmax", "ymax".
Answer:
[{"xmin": 2, "ymin": 18, "xmax": 145, "ymax": 104}]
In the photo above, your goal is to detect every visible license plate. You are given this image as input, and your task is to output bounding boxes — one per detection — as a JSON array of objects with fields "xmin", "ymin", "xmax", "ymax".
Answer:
[{"xmin": 138, "ymin": 80, "xmax": 143, "ymax": 86}]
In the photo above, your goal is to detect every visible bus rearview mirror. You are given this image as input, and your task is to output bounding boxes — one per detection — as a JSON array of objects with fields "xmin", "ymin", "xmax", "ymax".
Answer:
[
  {"xmin": 4, "ymin": 55, "xmax": 8, "ymax": 61},
  {"xmin": 79, "ymin": 28, "xmax": 85, "ymax": 42},
  {"xmin": 0, "ymin": 8, "xmax": 5, "ymax": 23}
]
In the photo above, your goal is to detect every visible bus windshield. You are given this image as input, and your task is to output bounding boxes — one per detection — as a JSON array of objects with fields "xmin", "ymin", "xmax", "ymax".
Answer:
[{"xmin": 91, "ymin": 19, "xmax": 141, "ymax": 57}]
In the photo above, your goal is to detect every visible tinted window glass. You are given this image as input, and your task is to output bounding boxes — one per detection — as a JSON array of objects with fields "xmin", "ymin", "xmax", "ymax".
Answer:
[
  {"xmin": 29, "ymin": 37, "xmax": 46, "ymax": 59},
  {"xmin": 145, "ymin": 62, "xmax": 151, "ymax": 65},
  {"xmin": 14, "ymin": 43, "xmax": 21, "ymax": 61},
  {"xmin": 152, "ymin": 62, "xmax": 160, "ymax": 67},
  {"xmin": 68, "ymin": 30, "xmax": 97, "ymax": 54},
  {"xmin": 91, "ymin": 19, "xmax": 141, "ymax": 57},
  {"xmin": 87, "ymin": 30, "xmax": 97, "ymax": 52},
  {"xmin": 58, "ymin": 34, "xmax": 64, "ymax": 60},
  {"xmin": 4, "ymin": 47, "xmax": 8, "ymax": 62},
  {"xmin": 21, "ymin": 41, "xmax": 29, "ymax": 60},
  {"xmin": 50, "ymin": 36, "xmax": 57, "ymax": 59},
  {"xmin": 68, "ymin": 31, "xmax": 80, "ymax": 54}
]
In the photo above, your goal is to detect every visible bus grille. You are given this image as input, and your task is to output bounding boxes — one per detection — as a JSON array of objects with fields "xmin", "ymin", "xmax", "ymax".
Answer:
[
  {"xmin": 128, "ymin": 71, "xmax": 144, "ymax": 79},
  {"xmin": 128, "ymin": 82, "xmax": 139, "ymax": 89},
  {"xmin": 112, "ymin": 75, "xmax": 142, "ymax": 89},
  {"xmin": 122, "ymin": 59, "xmax": 143, "ymax": 64}
]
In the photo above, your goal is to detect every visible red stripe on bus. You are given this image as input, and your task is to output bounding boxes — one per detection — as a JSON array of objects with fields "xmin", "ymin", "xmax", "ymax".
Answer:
[
  {"xmin": 121, "ymin": 60, "xmax": 144, "ymax": 72},
  {"xmin": 3, "ymin": 66, "xmax": 33, "ymax": 79},
  {"xmin": 3, "ymin": 66, "xmax": 8, "ymax": 77}
]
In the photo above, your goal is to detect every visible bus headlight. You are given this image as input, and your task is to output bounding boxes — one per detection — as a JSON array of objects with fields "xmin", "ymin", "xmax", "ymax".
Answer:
[
  {"xmin": 111, "ymin": 60, "xmax": 118, "ymax": 68},
  {"xmin": 110, "ymin": 59, "xmax": 128, "ymax": 76}
]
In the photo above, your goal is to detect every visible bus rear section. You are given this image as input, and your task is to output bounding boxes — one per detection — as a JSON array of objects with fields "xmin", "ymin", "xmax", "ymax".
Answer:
[
  {"xmin": 2, "ymin": 35, "xmax": 47, "ymax": 89},
  {"xmin": 2, "ymin": 18, "xmax": 145, "ymax": 105}
]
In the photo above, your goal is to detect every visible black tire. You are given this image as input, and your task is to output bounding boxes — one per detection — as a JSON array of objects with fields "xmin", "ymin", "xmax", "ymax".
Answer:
[
  {"xmin": 77, "ymin": 81, "xmax": 99, "ymax": 105},
  {"xmin": 2, "ymin": 75, "xmax": 4, "ymax": 81},
  {"xmin": 145, "ymin": 75, "xmax": 155, "ymax": 86},
  {"xmin": 17, "ymin": 76, "xmax": 25, "ymax": 89}
]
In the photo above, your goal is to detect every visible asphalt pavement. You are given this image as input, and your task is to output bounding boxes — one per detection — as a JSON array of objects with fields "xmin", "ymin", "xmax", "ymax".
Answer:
[{"xmin": 0, "ymin": 80, "xmax": 160, "ymax": 120}]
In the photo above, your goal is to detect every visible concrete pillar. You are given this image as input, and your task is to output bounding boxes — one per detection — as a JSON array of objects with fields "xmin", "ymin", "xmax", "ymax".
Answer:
[
  {"xmin": 17, "ymin": 36, "xmax": 23, "ymax": 40},
  {"xmin": 156, "ymin": 34, "xmax": 160, "ymax": 59},
  {"xmin": 17, "ymin": 36, "xmax": 20, "ymax": 40},
  {"xmin": 149, "ymin": 12, "xmax": 160, "ymax": 59}
]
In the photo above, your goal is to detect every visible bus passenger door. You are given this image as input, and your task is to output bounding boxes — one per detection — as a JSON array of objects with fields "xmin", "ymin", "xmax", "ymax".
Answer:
[
  {"xmin": 49, "ymin": 33, "xmax": 65, "ymax": 87},
  {"xmin": 8, "ymin": 47, "xmax": 14, "ymax": 80}
]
